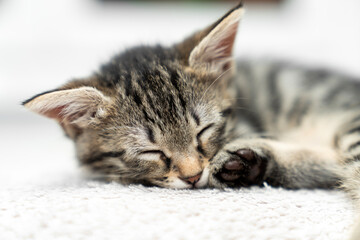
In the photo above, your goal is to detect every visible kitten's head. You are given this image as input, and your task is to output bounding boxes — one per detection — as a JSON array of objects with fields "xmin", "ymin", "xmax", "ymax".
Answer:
[{"xmin": 23, "ymin": 4, "xmax": 244, "ymax": 188}]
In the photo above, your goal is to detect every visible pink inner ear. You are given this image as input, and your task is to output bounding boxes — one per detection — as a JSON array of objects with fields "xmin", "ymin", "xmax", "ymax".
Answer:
[
  {"xmin": 42, "ymin": 106, "xmax": 66, "ymax": 119},
  {"xmin": 200, "ymin": 21, "xmax": 238, "ymax": 72},
  {"xmin": 42, "ymin": 106, "xmax": 89, "ymax": 123},
  {"xmin": 219, "ymin": 22, "xmax": 238, "ymax": 59},
  {"xmin": 209, "ymin": 21, "xmax": 238, "ymax": 67}
]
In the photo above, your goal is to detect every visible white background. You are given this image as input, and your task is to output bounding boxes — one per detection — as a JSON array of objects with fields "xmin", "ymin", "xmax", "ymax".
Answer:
[{"xmin": 0, "ymin": 0, "xmax": 359, "ymax": 186}]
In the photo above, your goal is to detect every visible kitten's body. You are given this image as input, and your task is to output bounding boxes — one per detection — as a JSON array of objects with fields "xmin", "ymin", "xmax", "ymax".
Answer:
[
  {"xmin": 209, "ymin": 60, "xmax": 360, "ymax": 189},
  {"xmin": 23, "ymin": 3, "xmax": 360, "ymax": 239}
]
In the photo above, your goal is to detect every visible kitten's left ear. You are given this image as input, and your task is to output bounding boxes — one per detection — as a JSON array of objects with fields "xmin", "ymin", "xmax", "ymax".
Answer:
[
  {"xmin": 23, "ymin": 86, "xmax": 111, "ymax": 129},
  {"xmin": 176, "ymin": 3, "xmax": 244, "ymax": 75}
]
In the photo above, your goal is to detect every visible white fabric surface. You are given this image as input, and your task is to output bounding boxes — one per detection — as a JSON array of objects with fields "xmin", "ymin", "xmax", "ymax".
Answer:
[
  {"xmin": 0, "ymin": 123, "xmax": 356, "ymax": 240},
  {"xmin": 0, "ymin": 177, "xmax": 355, "ymax": 240}
]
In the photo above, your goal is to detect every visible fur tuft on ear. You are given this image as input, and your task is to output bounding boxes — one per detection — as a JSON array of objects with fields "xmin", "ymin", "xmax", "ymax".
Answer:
[
  {"xmin": 23, "ymin": 87, "xmax": 111, "ymax": 128},
  {"xmin": 177, "ymin": 3, "xmax": 244, "ymax": 75}
]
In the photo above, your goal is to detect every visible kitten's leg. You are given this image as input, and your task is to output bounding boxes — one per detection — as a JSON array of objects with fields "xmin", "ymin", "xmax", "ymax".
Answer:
[
  {"xmin": 208, "ymin": 138, "xmax": 342, "ymax": 189},
  {"xmin": 333, "ymin": 117, "xmax": 360, "ymax": 200},
  {"xmin": 334, "ymin": 119, "xmax": 360, "ymax": 240},
  {"xmin": 334, "ymin": 115, "xmax": 360, "ymax": 162}
]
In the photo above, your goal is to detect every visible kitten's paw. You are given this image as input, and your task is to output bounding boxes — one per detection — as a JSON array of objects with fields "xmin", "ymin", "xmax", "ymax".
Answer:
[{"xmin": 209, "ymin": 147, "xmax": 268, "ymax": 188}]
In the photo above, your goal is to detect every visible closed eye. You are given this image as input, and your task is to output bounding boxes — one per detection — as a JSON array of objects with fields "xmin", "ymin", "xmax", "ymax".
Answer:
[
  {"xmin": 140, "ymin": 150, "xmax": 165, "ymax": 155},
  {"xmin": 139, "ymin": 150, "xmax": 171, "ymax": 169},
  {"xmin": 196, "ymin": 123, "xmax": 215, "ymax": 156},
  {"xmin": 196, "ymin": 123, "xmax": 215, "ymax": 140}
]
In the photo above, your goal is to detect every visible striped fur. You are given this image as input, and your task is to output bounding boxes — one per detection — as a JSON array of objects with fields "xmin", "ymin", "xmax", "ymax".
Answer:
[{"xmin": 23, "ymin": 4, "xmax": 360, "ymax": 238}]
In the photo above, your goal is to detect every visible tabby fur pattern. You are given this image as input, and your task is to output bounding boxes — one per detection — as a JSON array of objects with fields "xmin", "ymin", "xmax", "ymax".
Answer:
[{"xmin": 23, "ymin": 3, "xmax": 360, "ymax": 239}]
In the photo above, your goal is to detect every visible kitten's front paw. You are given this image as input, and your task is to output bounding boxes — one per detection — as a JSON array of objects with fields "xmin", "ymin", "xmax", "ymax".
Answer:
[{"xmin": 209, "ymin": 148, "xmax": 268, "ymax": 188}]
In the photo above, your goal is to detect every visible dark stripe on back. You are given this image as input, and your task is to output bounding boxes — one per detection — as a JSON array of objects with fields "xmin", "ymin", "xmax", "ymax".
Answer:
[
  {"xmin": 322, "ymin": 85, "xmax": 342, "ymax": 104},
  {"xmin": 302, "ymin": 68, "xmax": 330, "ymax": 89},
  {"xmin": 286, "ymin": 98, "xmax": 311, "ymax": 126},
  {"xmin": 267, "ymin": 66, "xmax": 282, "ymax": 120},
  {"xmin": 236, "ymin": 62, "xmax": 264, "ymax": 132},
  {"xmin": 346, "ymin": 126, "xmax": 360, "ymax": 135},
  {"xmin": 348, "ymin": 141, "xmax": 360, "ymax": 152},
  {"xmin": 349, "ymin": 115, "xmax": 360, "ymax": 124}
]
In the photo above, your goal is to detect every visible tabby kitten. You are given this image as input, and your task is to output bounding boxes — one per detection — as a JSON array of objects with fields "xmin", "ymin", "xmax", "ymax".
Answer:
[{"xmin": 24, "ymin": 1, "xmax": 360, "ymax": 224}]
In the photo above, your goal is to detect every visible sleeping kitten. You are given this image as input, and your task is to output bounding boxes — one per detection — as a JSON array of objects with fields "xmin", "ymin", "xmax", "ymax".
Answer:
[{"xmin": 24, "ymin": 3, "xmax": 360, "ymax": 238}]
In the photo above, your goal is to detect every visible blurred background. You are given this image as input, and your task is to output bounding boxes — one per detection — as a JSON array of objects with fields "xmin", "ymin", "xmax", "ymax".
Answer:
[{"xmin": 0, "ymin": 0, "xmax": 359, "ymax": 185}]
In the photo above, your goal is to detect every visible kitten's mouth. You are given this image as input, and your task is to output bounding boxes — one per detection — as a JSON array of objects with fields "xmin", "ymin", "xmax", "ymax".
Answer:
[{"xmin": 165, "ymin": 167, "xmax": 210, "ymax": 189}]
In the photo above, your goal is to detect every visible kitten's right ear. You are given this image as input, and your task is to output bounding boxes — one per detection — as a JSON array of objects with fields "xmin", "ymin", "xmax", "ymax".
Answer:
[
  {"xmin": 23, "ymin": 87, "xmax": 111, "ymax": 128},
  {"xmin": 176, "ymin": 2, "xmax": 244, "ymax": 75}
]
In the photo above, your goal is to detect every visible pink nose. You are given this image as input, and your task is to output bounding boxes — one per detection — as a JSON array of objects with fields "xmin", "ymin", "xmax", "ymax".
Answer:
[{"xmin": 180, "ymin": 172, "xmax": 203, "ymax": 185}]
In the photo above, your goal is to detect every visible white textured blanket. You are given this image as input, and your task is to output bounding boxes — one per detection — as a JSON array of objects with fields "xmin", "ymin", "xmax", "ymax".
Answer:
[
  {"xmin": 0, "ymin": 121, "xmax": 356, "ymax": 240},
  {"xmin": 0, "ymin": 178, "xmax": 355, "ymax": 240}
]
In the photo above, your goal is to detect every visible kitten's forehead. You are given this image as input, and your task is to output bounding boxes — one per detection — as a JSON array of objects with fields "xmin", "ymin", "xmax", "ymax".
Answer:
[
  {"xmin": 112, "ymin": 52, "xmax": 192, "ymax": 124},
  {"xmin": 100, "ymin": 46, "xmax": 227, "ymax": 148},
  {"xmin": 123, "ymin": 68, "xmax": 188, "ymax": 126}
]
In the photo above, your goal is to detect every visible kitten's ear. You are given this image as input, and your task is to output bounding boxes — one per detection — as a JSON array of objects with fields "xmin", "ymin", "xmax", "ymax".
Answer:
[
  {"xmin": 23, "ymin": 87, "xmax": 111, "ymax": 128},
  {"xmin": 176, "ymin": 3, "xmax": 244, "ymax": 74}
]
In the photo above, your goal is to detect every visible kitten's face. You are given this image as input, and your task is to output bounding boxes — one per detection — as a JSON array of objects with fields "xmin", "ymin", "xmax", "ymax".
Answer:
[
  {"xmin": 75, "ymin": 59, "xmax": 235, "ymax": 188},
  {"xmin": 23, "ymin": 4, "xmax": 243, "ymax": 188}
]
